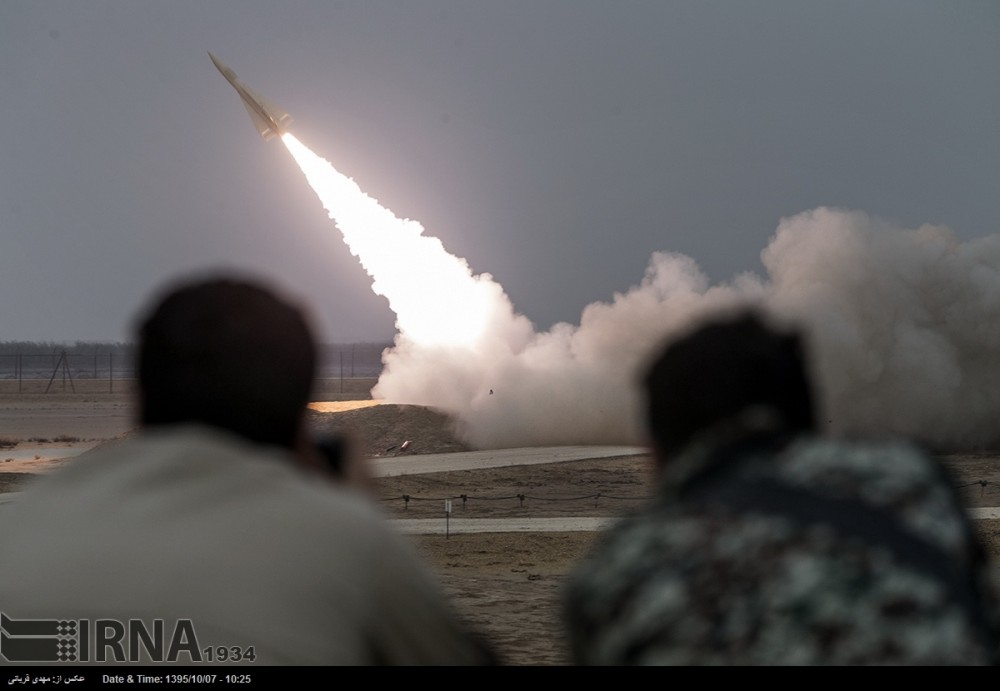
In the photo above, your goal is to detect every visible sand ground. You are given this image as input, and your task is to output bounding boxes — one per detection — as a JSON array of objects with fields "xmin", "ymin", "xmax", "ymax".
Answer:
[{"xmin": 2, "ymin": 388, "xmax": 999, "ymax": 665}]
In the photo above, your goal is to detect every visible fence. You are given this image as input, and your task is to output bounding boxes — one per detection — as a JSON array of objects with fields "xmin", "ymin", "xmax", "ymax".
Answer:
[{"xmin": 0, "ymin": 342, "xmax": 392, "ymax": 395}]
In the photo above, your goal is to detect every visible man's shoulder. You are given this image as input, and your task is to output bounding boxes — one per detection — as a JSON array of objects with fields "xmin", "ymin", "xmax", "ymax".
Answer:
[
  {"xmin": 567, "ymin": 435, "xmax": 971, "ymax": 598},
  {"xmin": 1, "ymin": 426, "xmax": 390, "ymax": 542},
  {"xmin": 773, "ymin": 435, "xmax": 944, "ymax": 486}
]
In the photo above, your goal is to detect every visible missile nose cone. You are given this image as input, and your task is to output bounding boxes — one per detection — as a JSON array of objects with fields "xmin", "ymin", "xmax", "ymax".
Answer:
[{"xmin": 208, "ymin": 52, "xmax": 225, "ymax": 72}]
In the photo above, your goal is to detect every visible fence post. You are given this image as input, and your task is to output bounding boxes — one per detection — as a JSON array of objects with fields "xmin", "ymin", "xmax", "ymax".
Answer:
[{"xmin": 109, "ymin": 352, "xmax": 113, "ymax": 393}]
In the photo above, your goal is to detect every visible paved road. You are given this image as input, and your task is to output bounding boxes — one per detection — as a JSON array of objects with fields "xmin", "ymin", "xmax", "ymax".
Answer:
[
  {"xmin": 369, "ymin": 445, "xmax": 648, "ymax": 477},
  {"xmin": 386, "ymin": 507, "xmax": 1000, "ymax": 535},
  {"xmin": 391, "ymin": 517, "xmax": 617, "ymax": 535},
  {"xmin": 398, "ymin": 508, "xmax": 1000, "ymax": 534}
]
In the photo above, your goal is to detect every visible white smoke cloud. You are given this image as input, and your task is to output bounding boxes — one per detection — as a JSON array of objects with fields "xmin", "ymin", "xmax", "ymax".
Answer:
[
  {"xmin": 765, "ymin": 207, "xmax": 1000, "ymax": 449},
  {"xmin": 378, "ymin": 207, "xmax": 1000, "ymax": 451},
  {"xmin": 375, "ymin": 250, "xmax": 757, "ymax": 448},
  {"xmin": 284, "ymin": 134, "xmax": 1000, "ymax": 452}
]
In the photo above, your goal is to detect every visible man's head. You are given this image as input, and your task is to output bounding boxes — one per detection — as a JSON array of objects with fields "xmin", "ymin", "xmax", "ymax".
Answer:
[
  {"xmin": 135, "ymin": 274, "xmax": 317, "ymax": 450},
  {"xmin": 642, "ymin": 309, "xmax": 816, "ymax": 461}
]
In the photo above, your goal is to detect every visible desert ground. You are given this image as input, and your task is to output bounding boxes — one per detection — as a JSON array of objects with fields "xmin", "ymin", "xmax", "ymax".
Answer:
[{"xmin": 2, "ymin": 381, "xmax": 1000, "ymax": 666}]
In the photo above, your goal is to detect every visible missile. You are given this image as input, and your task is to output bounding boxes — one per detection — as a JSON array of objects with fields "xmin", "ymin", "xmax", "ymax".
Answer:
[{"xmin": 209, "ymin": 52, "xmax": 293, "ymax": 141}]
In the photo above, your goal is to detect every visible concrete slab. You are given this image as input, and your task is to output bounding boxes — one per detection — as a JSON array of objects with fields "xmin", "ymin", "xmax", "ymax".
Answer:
[
  {"xmin": 970, "ymin": 507, "xmax": 1000, "ymax": 520},
  {"xmin": 369, "ymin": 445, "xmax": 648, "ymax": 477},
  {"xmin": 390, "ymin": 517, "xmax": 618, "ymax": 534}
]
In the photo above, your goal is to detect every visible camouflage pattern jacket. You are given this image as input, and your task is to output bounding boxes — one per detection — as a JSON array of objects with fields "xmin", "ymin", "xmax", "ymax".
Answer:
[{"xmin": 562, "ymin": 431, "xmax": 1000, "ymax": 665}]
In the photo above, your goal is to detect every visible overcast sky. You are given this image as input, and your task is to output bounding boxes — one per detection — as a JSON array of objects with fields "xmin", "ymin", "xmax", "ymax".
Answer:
[{"xmin": 1, "ymin": 1, "xmax": 997, "ymax": 344}]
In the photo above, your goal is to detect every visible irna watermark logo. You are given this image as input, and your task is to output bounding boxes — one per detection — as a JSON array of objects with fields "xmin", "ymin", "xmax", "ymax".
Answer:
[{"xmin": 0, "ymin": 613, "xmax": 255, "ymax": 663}]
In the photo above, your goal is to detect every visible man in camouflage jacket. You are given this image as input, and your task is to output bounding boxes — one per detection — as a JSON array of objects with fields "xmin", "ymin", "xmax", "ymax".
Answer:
[{"xmin": 563, "ymin": 310, "xmax": 1000, "ymax": 665}]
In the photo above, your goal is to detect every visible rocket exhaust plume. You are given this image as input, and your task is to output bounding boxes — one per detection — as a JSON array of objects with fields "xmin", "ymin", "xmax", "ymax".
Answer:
[
  {"xmin": 283, "ymin": 133, "xmax": 1000, "ymax": 452},
  {"xmin": 282, "ymin": 134, "xmax": 532, "ymax": 351}
]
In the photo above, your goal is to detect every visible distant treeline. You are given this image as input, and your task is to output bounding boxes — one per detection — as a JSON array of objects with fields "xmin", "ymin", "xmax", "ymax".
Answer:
[
  {"xmin": 315, "ymin": 342, "xmax": 392, "ymax": 379},
  {"xmin": 0, "ymin": 341, "xmax": 132, "ymax": 356},
  {"xmin": 0, "ymin": 341, "xmax": 393, "ymax": 380}
]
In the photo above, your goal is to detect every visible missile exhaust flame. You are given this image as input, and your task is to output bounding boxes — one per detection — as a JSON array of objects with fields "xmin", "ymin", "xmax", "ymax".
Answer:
[{"xmin": 282, "ymin": 133, "xmax": 528, "ymax": 351}]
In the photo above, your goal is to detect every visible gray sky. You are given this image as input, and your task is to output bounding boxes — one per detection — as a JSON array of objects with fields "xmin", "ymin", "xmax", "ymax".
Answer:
[{"xmin": 1, "ymin": 1, "xmax": 997, "ymax": 343}]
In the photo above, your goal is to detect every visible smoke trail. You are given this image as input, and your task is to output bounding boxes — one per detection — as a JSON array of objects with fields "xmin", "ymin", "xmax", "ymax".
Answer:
[{"xmin": 284, "ymin": 134, "xmax": 1000, "ymax": 451}]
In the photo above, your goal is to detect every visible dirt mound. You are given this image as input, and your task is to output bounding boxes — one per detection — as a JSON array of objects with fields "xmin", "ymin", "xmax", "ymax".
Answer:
[{"xmin": 307, "ymin": 403, "xmax": 472, "ymax": 458}]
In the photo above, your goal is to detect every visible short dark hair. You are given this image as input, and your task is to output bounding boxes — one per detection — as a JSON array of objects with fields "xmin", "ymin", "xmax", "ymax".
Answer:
[
  {"xmin": 642, "ymin": 309, "xmax": 816, "ymax": 457},
  {"xmin": 136, "ymin": 275, "xmax": 317, "ymax": 449}
]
